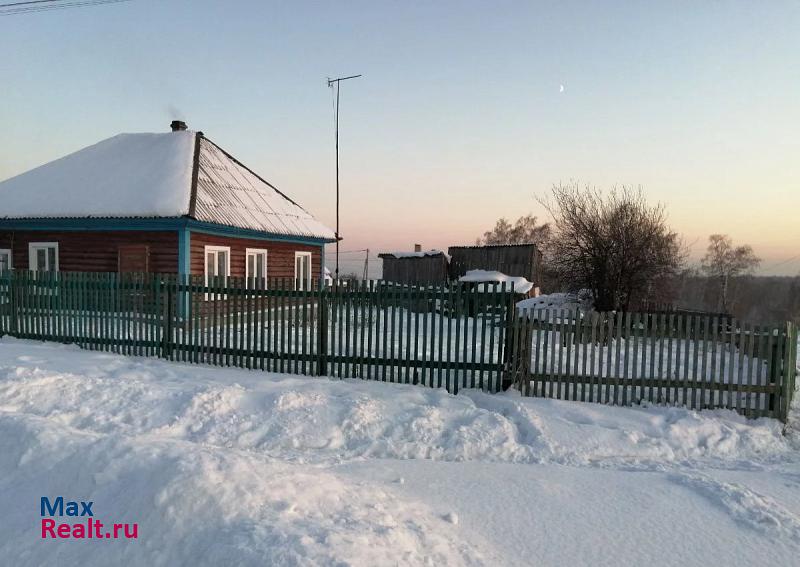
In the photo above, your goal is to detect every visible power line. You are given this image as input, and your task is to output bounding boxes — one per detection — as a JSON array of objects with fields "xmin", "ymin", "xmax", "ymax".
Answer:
[
  {"xmin": 764, "ymin": 255, "xmax": 800, "ymax": 269},
  {"xmin": 0, "ymin": 0, "xmax": 131, "ymax": 15},
  {"xmin": 0, "ymin": 1, "xmax": 62, "ymax": 8},
  {"xmin": 2, "ymin": 0, "xmax": 131, "ymax": 13}
]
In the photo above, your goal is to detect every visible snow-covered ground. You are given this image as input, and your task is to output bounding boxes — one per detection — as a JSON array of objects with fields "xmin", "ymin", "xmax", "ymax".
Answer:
[{"xmin": 1, "ymin": 337, "xmax": 799, "ymax": 566}]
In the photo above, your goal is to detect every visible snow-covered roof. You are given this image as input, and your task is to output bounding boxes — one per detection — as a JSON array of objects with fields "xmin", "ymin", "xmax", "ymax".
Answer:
[
  {"xmin": 0, "ymin": 132, "xmax": 195, "ymax": 218},
  {"xmin": 378, "ymin": 250, "xmax": 448, "ymax": 259},
  {"xmin": 0, "ymin": 130, "xmax": 336, "ymax": 241},
  {"xmin": 458, "ymin": 269, "xmax": 534, "ymax": 293}
]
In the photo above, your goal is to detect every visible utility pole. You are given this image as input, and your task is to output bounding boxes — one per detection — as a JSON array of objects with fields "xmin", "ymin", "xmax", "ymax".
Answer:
[
  {"xmin": 363, "ymin": 248, "xmax": 369, "ymax": 281},
  {"xmin": 327, "ymin": 74, "xmax": 362, "ymax": 281}
]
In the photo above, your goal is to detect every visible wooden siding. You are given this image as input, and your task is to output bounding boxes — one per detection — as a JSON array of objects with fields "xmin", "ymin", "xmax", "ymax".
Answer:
[
  {"xmin": 0, "ymin": 230, "xmax": 178, "ymax": 272},
  {"xmin": 118, "ymin": 244, "xmax": 150, "ymax": 273},
  {"xmin": 448, "ymin": 244, "xmax": 542, "ymax": 285},
  {"xmin": 379, "ymin": 255, "xmax": 449, "ymax": 285},
  {"xmin": 190, "ymin": 232, "xmax": 321, "ymax": 280}
]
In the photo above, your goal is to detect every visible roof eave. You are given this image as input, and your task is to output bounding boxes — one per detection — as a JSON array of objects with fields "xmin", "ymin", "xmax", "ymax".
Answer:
[{"xmin": 0, "ymin": 216, "xmax": 338, "ymax": 243}]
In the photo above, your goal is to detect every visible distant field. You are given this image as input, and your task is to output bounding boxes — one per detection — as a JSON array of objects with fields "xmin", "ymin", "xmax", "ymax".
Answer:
[{"xmin": 669, "ymin": 275, "xmax": 800, "ymax": 324}]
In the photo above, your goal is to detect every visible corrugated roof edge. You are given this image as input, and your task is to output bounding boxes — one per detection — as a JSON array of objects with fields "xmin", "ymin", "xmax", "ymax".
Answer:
[
  {"xmin": 378, "ymin": 251, "xmax": 449, "ymax": 259},
  {"xmin": 0, "ymin": 216, "xmax": 335, "ymax": 244},
  {"xmin": 448, "ymin": 243, "xmax": 540, "ymax": 250},
  {"xmin": 0, "ymin": 215, "xmax": 188, "ymax": 221},
  {"xmin": 187, "ymin": 131, "xmax": 202, "ymax": 218},
  {"xmin": 199, "ymin": 135, "xmax": 310, "ymax": 215}
]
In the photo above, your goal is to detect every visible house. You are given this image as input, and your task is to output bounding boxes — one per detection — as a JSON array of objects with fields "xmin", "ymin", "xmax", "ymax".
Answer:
[
  {"xmin": 448, "ymin": 243, "xmax": 543, "ymax": 290},
  {"xmin": 378, "ymin": 245, "xmax": 449, "ymax": 285},
  {"xmin": 0, "ymin": 121, "xmax": 336, "ymax": 290}
]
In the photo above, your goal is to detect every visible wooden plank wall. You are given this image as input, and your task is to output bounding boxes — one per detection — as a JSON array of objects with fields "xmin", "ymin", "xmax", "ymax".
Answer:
[
  {"xmin": 379, "ymin": 255, "xmax": 449, "ymax": 285},
  {"xmin": 0, "ymin": 230, "xmax": 322, "ymax": 279},
  {"xmin": 190, "ymin": 232, "xmax": 321, "ymax": 280},
  {"xmin": 0, "ymin": 231, "xmax": 178, "ymax": 273},
  {"xmin": 448, "ymin": 244, "xmax": 542, "ymax": 284}
]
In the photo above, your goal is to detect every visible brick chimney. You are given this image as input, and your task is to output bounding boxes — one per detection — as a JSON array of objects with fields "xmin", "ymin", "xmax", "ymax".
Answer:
[{"xmin": 170, "ymin": 120, "xmax": 187, "ymax": 132}]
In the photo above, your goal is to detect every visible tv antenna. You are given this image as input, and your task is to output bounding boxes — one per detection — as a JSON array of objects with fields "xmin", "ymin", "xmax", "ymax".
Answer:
[{"xmin": 327, "ymin": 74, "xmax": 362, "ymax": 281}]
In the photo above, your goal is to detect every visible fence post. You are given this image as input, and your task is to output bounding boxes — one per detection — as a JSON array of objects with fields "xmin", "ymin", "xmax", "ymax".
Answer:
[
  {"xmin": 500, "ymin": 283, "xmax": 516, "ymax": 390},
  {"xmin": 769, "ymin": 327, "xmax": 783, "ymax": 418},
  {"xmin": 9, "ymin": 270, "xmax": 18, "ymax": 336},
  {"xmin": 790, "ymin": 322, "xmax": 798, "ymax": 420},
  {"xmin": 516, "ymin": 309, "xmax": 533, "ymax": 393},
  {"xmin": 317, "ymin": 286, "xmax": 329, "ymax": 376},
  {"xmin": 161, "ymin": 276, "xmax": 174, "ymax": 360},
  {"xmin": 780, "ymin": 321, "xmax": 797, "ymax": 422}
]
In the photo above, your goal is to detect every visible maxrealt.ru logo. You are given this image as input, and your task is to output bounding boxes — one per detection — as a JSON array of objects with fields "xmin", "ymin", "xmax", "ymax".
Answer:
[{"xmin": 40, "ymin": 497, "xmax": 138, "ymax": 540}]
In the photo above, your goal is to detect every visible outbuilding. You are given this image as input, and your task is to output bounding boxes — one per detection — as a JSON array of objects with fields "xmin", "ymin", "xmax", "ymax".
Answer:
[
  {"xmin": 448, "ymin": 243, "xmax": 543, "ymax": 290},
  {"xmin": 378, "ymin": 247, "xmax": 449, "ymax": 285}
]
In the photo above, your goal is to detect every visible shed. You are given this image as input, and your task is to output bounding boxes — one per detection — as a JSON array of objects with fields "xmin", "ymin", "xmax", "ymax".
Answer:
[
  {"xmin": 378, "ymin": 250, "xmax": 449, "ymax": 285},
  {"xmin": 447, "ymin": 243, "xmax": 543, "ymax": 288},
  {"xmin": 0, "ymin": 121, "xmax": 336, "ymax": 290}
]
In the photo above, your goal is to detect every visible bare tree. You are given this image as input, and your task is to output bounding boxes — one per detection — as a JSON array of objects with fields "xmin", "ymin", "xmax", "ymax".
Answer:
[
  {"xmin": 539, "ymin": 183, "xmax": 684, "ymax": 311},
  {"xmin": 700, "ymin": 234, "xmax": 760, "ymax": 312},
  {"xmin": 477, "ymin": 214, "xmax": 551, "ymax": 248}
]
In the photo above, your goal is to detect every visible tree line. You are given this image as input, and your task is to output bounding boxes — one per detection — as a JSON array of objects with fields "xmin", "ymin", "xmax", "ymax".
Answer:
[{"xmin": 479, "ymin": 182, "xmax": 763, "ymax": 314}]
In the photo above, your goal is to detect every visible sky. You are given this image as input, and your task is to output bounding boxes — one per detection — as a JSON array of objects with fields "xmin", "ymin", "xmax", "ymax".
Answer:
[{"xmin": 1, "ymin": 0, "xmax": 798, "ymax": 276}]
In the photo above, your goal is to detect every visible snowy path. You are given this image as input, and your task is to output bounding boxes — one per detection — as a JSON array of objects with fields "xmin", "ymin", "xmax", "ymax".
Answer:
[{"xmin": 0, "ymin": 337, "xmax": 798, "ymax": 566}]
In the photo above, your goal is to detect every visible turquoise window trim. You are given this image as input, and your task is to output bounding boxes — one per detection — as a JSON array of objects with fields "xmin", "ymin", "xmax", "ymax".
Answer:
[{"xmin": 178, "ymin": 228, "xmax": 191, "ymax": 277}]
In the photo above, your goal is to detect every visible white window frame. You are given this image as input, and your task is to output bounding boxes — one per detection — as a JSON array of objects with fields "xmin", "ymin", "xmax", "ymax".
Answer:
[
  {"xmin": 204, "ymin": 245, "xmax": 231, "ymax": 300},
  {"xmin": 28, "ymin": 242, "xmax": 59, "ymax": 272},
  {"xmin": 294, "ymin": 251, "xmax": 312, "ymax": 291},
  {"xmin": 0, "ymin": 248, "xmax": 11, "ymax": 272},
  {"xmin": 245, "ymin": 248, "xmax": 268, "ymax": 289}
]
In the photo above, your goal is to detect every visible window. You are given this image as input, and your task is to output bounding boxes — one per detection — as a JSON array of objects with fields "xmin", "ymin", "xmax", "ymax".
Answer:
[
  {"xmin": 28, "ymin": 242, "xmax": 58, "ymax": 272},
  {"xmin": 294, "ymin": 251, "xmax": 312, "ymax": 291},
  {"xmin": 0, "ymin": 249, "xmax": 11, "ymax": 272},
  {"xmin": 204, "ymin": 246, "xmax": 230, "ymax": 298},
  {"xmin": 246, "ymin": 248, "xmax": 268, "ymax": 288}
]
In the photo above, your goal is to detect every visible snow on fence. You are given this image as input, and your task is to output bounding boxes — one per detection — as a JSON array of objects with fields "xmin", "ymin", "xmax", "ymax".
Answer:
[
  {"xmin": 0, "ymin": 270, "xmax": 796, "ymax": 421},
  {"xmin": 509, "ymin": 308, "xmax": 798, "ymax": 420}
]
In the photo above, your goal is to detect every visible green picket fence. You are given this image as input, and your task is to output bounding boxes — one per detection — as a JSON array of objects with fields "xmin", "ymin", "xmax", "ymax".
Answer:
[
  {"xmin": 1, "ymin": 270, "xmax": 797, "ymax": 421},
  {"xmin": 0, "ymin": 270, "xmax": 516, "ymax": 394},
  {"xmin": 509, "ymin": 309, "xmax": 798, "ymax": 421}
]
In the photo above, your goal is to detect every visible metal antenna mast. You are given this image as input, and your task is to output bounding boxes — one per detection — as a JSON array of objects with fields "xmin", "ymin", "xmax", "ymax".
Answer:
[{"xmin": 327, "ymin": 74, "xmax": 361, "ymax": 281}]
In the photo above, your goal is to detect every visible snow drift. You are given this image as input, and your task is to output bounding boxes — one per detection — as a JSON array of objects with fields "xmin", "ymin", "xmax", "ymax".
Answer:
[{"xmin": 0, "ymin": 338, "xmax": 798, "ymax": 566}]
